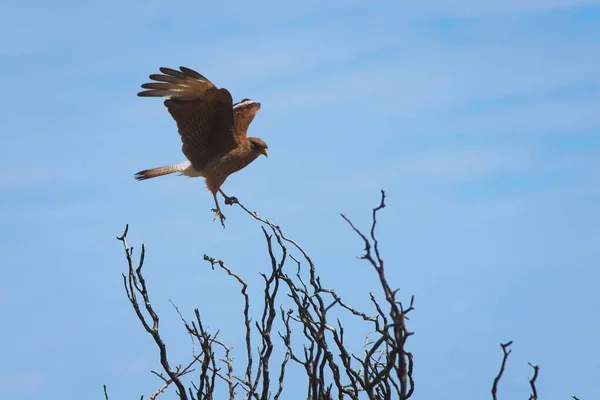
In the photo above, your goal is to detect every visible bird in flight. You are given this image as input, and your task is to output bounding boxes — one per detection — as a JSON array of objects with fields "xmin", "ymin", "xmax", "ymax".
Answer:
[{"xmin": 134, "ymin": 66, "xmax": 268, "ymax": 227}]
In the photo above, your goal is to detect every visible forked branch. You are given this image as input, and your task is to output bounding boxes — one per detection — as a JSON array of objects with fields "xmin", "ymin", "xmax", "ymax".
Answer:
[
  {"xmin": 114, "ymin": 191, "xmax": 414, "ymax": 399},
  {"xmin": 491, "ymin": 341, "xmax": 513, "ymax": 400}
]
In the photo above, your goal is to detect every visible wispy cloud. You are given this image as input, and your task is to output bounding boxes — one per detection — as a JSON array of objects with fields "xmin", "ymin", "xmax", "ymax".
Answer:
[
  {"xmin": 0, "ymin": 371, "xmax": 46, "ymax": 398},
  {"xmin": 2, "ymin": 2, "xmax": 600, "ymax": 399},
  {"xmin": 251, "ymin": 21, "xmax": 599, "ymax": 119},
  {"xmin": 398, "ymin": 147, "xmax": 533, "ymax": 182},
  {"xmin": 407, "ymin": 0, "xmax": 600, "ymax": 16},
  {"xmin": 405, "ymin": 93, "xmax": 600, "ymax": 136}
]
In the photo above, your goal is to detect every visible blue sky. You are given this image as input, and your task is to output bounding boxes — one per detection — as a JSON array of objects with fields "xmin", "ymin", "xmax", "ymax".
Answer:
[{"xmin": 1, "ymin": 0, "xmax": 599, "ymax": 399}]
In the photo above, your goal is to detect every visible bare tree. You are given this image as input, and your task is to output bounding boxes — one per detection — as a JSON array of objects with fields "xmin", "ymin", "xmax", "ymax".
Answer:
[
  {"xmin": 112, "ymin": 190, "xmax": 413, "ymax": 399},
  {"xmin": 108, "ymin": 190, "xmax": 579, "ymax": 399}
]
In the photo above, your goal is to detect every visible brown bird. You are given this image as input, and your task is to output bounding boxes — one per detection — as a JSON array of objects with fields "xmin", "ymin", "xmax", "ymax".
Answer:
[{"xmin": 134, "ymin": 66, "xmax": 268, "ymax": 227}]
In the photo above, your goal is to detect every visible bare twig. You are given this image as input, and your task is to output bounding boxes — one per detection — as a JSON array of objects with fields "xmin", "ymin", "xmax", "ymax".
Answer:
[
  {"xmin": 340, "ymin": 190, "xmax": 414, "ymax": 399},
  {"xmin": 204, "ymin": 254, "xmax": 254, "ymax": 388},
  {"xmin": 148, "ymin": 380, "xmax": 170, "ymax": 400},
  {"xmin": 528, "ymin": 363, "xmax": 539, "ymax": 400},
  {"xmin": 491, "ymin": 341, "xmax": 513, "ymax": 400},
  {"xmin": 117, "ymin": 225, "xmax": 188, "ymax": 400}
]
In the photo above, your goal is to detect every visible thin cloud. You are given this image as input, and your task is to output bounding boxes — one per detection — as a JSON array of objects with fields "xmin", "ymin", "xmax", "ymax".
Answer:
[
  {"xmin": 0, "ymin": 371, "xmax": 46, "ymax": 397},
  {"xmin": 399, "ymin": 148, "xmax": 533, "ymax": 182},
  {"xmin": 406, "ymin": 0, "xmax": 600, "ymax": 17}
]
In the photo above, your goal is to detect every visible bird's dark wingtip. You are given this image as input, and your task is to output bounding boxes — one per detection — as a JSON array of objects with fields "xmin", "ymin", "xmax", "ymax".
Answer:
[{"xmin": 134, "ymin": 170, "xmax": 148, "ymax": 181}]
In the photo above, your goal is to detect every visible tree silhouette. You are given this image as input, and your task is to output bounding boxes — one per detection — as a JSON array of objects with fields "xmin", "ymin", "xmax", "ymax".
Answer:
[{"xmin": 106, "ymin": 190, "xmax": 568, "ymax": 400}]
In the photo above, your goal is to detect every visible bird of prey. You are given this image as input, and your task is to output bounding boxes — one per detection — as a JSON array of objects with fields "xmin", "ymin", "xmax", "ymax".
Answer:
[{"xmin": 134, "ymin": 66, "xmax": 268, "ymax": 227}]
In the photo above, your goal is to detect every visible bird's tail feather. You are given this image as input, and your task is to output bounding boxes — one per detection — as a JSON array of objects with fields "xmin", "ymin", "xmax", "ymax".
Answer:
[{"xmin": 134, "ymin": 162, "xmax": 190, "ymax": 181}]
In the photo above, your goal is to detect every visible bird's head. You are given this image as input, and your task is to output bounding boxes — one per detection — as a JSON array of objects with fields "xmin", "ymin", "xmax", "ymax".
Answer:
[
  {"xmin": 233, "ymin": 98, "xmax": 261, "ymax": 124},
  {"xmin": 249, "ymin": 137, "xmax": 268, "ymax": 158}
]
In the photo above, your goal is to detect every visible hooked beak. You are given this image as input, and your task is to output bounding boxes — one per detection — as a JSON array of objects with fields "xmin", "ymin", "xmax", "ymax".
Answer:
[{"xmin": 261, "ymin": 148, "xmax": 268, "ymax": 157}]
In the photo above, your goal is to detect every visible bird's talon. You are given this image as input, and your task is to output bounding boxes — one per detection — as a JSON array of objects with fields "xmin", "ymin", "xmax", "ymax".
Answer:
[
  {"xmin": 224, "ymin": 196, "xmax": 238, "ymax": 205},
  {"xmin": 211, "ymin": 208, "xmax": 227, "ymax": 227}
]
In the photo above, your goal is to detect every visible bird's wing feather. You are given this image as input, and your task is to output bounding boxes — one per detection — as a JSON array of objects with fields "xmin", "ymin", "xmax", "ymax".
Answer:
[
  {"xmin": 233, "ymin": 106, "xmax": 258, "ymax": 141},
  {"xmin": 164, "ymin": 87, "xmax": 237, "ymax": 171},
  {"xmin": 138, "ymin": 66, "xmax": 240, "ymax": 170},
  {"xmin": 138, "ymin": 66, "xmax": 216, "ymax": 100}
]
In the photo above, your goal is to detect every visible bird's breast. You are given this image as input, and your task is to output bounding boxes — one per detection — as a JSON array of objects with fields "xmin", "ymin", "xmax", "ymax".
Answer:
[{"xmin": 203, "ymin": 147, "xmax": 259, "ymax": 178}]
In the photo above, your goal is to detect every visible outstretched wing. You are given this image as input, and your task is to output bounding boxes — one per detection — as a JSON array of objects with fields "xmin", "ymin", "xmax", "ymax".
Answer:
[
  {"xmin": 138, "ymin": 66, "xmax": 215, "ymax": 100},
  {"xmin": 138, "ymin": 66, "xmax": 238, "ymax": 170},
  {"xmin": 232, "ymin": 99, "xmax": 261, "ymax": 141}
]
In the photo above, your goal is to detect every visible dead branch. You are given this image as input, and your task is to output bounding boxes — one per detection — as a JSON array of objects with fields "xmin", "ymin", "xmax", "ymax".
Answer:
[
  {"xmin": 115, "ymin": 190, "xmax": 416, "ymax": 400},
  {"xmin": 128, "ymin": 187, "xmax": 589, "ymax": 400},
  {"xmin": 491, "ymin": 341, "xmax": 513, "ymax": 400},
  {"xmin": 527, "ymin": 363, "xmax": 539, "ymax": 400},
  {"xmin": 113, "ymin": 190, "xmax": 564, "ymax": 399},
  {"xmin": 203, "ymin": 254, "xmax": 254, "ymax": 391},
  {"xmin": 340, "ymin": 190, "xmax": 415, "ymax": 399},
  {"xmin": 117, "ymin": 225, "xmax": 190, "ymax": 400}
]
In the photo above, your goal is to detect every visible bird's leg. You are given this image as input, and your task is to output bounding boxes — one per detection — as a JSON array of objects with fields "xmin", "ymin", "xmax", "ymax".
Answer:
[
  {"xmin": 211, "ymin": 192, "xmax": 226, "ymax": 228},
  {"xmin": 219, "ymin": 189, "xmax": 238, "ymax": 206}
]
